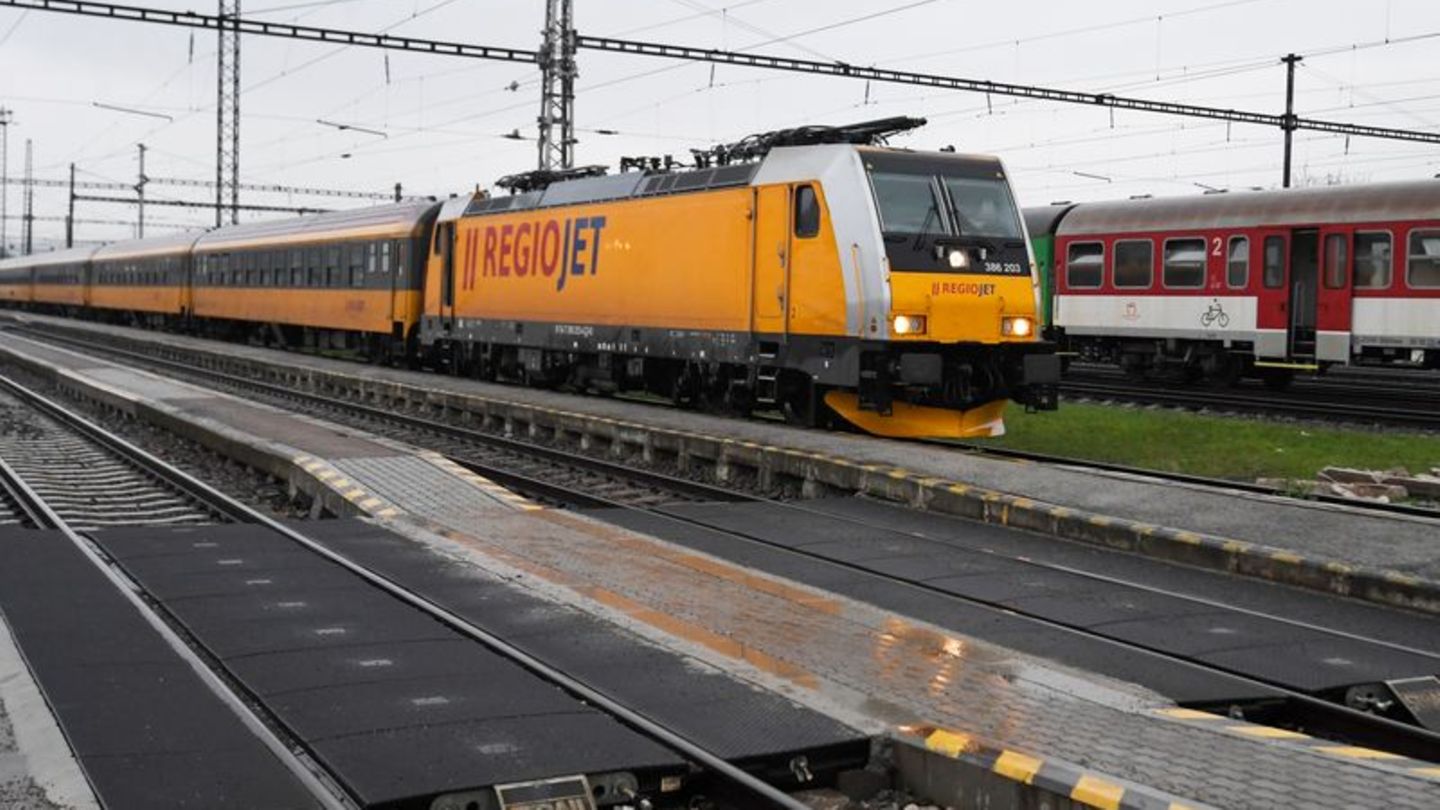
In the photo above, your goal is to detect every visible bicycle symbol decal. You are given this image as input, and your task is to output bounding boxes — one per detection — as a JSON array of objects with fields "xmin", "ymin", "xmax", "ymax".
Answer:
[{"xmin": 1200, "ymin": 299, "xmax": 1230, "ymax": 329}]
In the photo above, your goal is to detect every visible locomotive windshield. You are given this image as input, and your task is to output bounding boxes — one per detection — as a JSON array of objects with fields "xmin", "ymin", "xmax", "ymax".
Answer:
[
  {"xmin": 865, "ymin": 152, "xmax": 1028, "ymax": 274},
  {"xmin": 942, "ymin": 176, "xmax": 1024, "ymax": 240}
]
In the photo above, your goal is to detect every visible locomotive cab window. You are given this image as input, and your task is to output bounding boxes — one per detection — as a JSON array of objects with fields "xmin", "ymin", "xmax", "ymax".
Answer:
[
  {"xmin": 942, "ymin": 176, "xmax": 1023, "ymax": 240},
  {"xmin": 1112, "ymin": 240, "xmax": 1153, "ymax": 288},
  {"xmin": 1163, "ymin": 238, "xmax": 1206, "ymax": 289},
  {"xmin": 794, "ymin": 185, "xmax": 820, "ymax": 238},
  {"xmin": 1409, "ymin": 229, "xmax": 1440, "ymax": 289},
  {"xmin": 1354, "ymin": 232, "xmax": 1391, "ymax": 289},
  {"xmin": 870, "ymin": 172, "xmax": 949, "ymax": 236},
  {"xmin": 1065, "ymin": 242, "xmax": 1104, "ymax": 288},
  {"xmin": 1227, "ymin": 237, "xmax": 1249, "ymax": 288},
  {"xmin": 1323, "ymin": 234, "xmax": 1348, "ymax": 289}
]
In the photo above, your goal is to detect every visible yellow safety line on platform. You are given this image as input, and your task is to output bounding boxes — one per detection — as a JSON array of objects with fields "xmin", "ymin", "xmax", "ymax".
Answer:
[
  {"xmin": 993, "ymin": 750, "xmax": 1043, "ymax": 784},
  {"xmin": 1153, "ymin": 707, "xmax": 1440, "ymax": 778},
  {"xmin": 1315, "ymin": 745, "xmax": 1403, "ymax": 760},
  {"xmin": 923, "ymin": 729, "xmax": 974, "ymax": 757},
  {"xmin": 1233, "ymin": 726, "xmax": 1308, "ymax": 740},
  {"xmin": 292, "ymin": 454, "xmax": 403, "ymax": 521},
  {"xmin": 426, "ymin": 454, "xmax": 543, "ymax": 512},
  {"xmin": 1071, "ymin": 774, "xmax": 1124, "ymax": 810},
  {"xmin": 909, "ymin": 723, "xmax": 1209, "ymax": 810}
]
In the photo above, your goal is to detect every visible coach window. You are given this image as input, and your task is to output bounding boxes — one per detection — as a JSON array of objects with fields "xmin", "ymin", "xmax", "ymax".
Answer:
[
  {"xmin": 1354, "ymin": 232, "xmax": 1391, "ymax": 289},
  {"xmin": 1323, "ymin": 233, "xmax": 1349, "ymax": 289},
  {"xmin": 1112, "ymin": 240, "xmax": 1153, "ymax": 288},
  {"xmin": 367, "ymin": 242, "xmax": 379, "ymax": 275},
  {"xmin": 1263, "ymin": 236, "xmax": 1284, "ymax": 288},
  {"xmin": 308, "ymin": 247, "xmax": 322, "ymax": 287},
  {"xmin": 1408, "ymin": 229, "xmax": 1440, "ymax": 288},
  {"xmin": 1065, "ymin": 242, "xmax": 1103, "ymax": 288},
  {"xmin": 1227, "ymin": 236, "xmax": 1249, "ymax": 288},
  {"xmin": 348, "ymin": 243, "xmax": 364, "ymax": 287},
  {"xmin": 1163, "ymin": 238, "xmax": 1206, "ymax": 289},
  {"xmin": 794, "ymin": 185, "xmax": 820, "ymax": 238}
]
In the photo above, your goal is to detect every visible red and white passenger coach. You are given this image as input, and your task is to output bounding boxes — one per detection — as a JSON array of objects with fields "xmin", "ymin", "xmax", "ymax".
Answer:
[{"xmin": 1043, "ymin": 181, "xmax": 1440, "ymax": 386}]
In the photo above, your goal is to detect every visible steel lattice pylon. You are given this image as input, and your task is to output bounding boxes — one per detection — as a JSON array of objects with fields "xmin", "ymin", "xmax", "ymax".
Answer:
[
  {"xmin": 217, "ymin": 0, "xmax": 241, "ymax": 225},
  {"xmin": 0, "ymin": 108, "xmax": 11, "ymax": 258},
  {"xmin": 536, "ymin": 0, "xmax": 576, "ymax": 170}
]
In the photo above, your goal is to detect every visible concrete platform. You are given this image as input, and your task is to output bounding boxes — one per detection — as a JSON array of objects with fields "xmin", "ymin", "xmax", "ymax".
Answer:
[
  {"xmin": 6, "ymin": 313, "xmax": 1436, "ymax": 613},
  {"xmin": 2, "ymin": 319, "xmax": 1439, "ymax": 807}
]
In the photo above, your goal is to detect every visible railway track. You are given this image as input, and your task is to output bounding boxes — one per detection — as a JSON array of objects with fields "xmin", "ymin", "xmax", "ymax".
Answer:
[
  {"xmin": 21, "ymin": 323, "xmax": 1436, "ymax": 527},
  {"xmin": 0, "ymin": 373, "xmax": 815, "ymax": 810},
  {"xmin": 15, "ymin": 329, "xmax": 1440, "ymax": 764},
  {"xmin": 932, "ymin": 439, "xmax": 1440, "ymax": 519},
  {"xmin": 1061, "ymin": 365, "xmax": 1440, "ymax": 430},
  {"xmin": 0, "ymin": 385, "xmax": 220, "ymax": 529},
  {"xmin": 14, "ymin": 327, "xmax": 747, "ymax": 510}
]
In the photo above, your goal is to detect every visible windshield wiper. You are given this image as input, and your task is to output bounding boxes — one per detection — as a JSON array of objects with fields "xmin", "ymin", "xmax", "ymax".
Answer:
[{"xmin": 909, "ymin": 203, "xmax": 941, "ymax": 251}]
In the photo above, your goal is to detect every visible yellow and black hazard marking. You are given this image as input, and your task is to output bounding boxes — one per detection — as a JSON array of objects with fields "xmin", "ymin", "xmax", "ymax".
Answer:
[
  {"xmin": 292, "ymin": 454, "xmax": 401, "ymax": 519},
  {"xmin": 908, "ymin": 726, "xmax": 1199, "ymax": 810},
  {"xmin": 1154, "ymin": 708, "xmax": 1440, "ymax": 781},
  {"xmin": 423, "ymin": 453, "xmax": 543, "ymax": 512}
]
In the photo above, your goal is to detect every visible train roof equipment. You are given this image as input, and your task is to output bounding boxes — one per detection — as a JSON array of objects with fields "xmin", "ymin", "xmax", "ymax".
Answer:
[
  {"xmin": 465, "ymin": 116, "xmax": 934, "ymax": 221},
  {"xmin": 693, "ymin": 115, "xmax": 928, "ymax": 167}
]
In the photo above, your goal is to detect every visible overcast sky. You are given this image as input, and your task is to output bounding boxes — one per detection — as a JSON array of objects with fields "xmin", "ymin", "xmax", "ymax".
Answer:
[{"xmin": 2, "ymin": 0, "xmax": 1438, "ymax": 250}]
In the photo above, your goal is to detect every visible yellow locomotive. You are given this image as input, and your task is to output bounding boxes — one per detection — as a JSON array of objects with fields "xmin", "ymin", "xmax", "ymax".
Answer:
[
  {"xmin": 0, "ymin": 117, "xmax": 1056, "ymax": 439},
  {"xmin": 421, "ymin": 117, "xmax": 1057, "ymax": 437}
]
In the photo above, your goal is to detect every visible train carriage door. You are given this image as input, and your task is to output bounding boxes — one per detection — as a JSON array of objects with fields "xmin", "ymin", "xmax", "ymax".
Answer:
[
  {"xmin": 1287, "ymin": 228, "xmax": 1320, "ymax": 358},
  {"xmin": 752, "ymin": 184, "xmax": 792, "ymax": 340},
  {"xmin": 1315, "ymin": 227, "xmax": 1354, "ymax": 363},
  {"xmin": 1254, "ymin": 230, "xmax": 1290, "ymax": 359}
]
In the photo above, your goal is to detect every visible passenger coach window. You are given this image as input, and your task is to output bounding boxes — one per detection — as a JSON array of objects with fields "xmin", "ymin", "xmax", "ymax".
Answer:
[
  {"xmin": 1354, "ymin": 232, "xmax": 1391, "ymax": 289},
  {"xmin": 1163, "ymin": 238, "xmax": 1206, "ymax": 288},
  {"xmin": 1227, "ymin": 237, "xmax": 1249, "ymax": 288},
  {"xmin": 1112, "ymin": 240, "xmax": 1153, "ymax": 288},
  {"xmin": 1323, "ymin": 234, "xmax": 1349, "ymax": 289},
  {"xmin": 1263, "ymin": 236, "xmax": 1285, "ymax": 288},
  {"xmin": 1065, "ymin": 242, "xmax": 1104, "ymax": 288},
  {"xmin": 794, "ymin": 185, "xmax": 820, "ymax": 238},
  {"xmin": 1409, "ymin": 230, "xmax": 1440, "ymax": 288}
]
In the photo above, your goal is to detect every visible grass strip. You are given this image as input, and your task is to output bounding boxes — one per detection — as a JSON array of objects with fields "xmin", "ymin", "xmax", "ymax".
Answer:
[{"xmin": 990, "ymin": 402, "xmax": 1440, "ymax": 482}]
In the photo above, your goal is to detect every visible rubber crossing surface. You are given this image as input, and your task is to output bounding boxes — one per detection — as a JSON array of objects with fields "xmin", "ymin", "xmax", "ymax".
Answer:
[
  {"xmin": 0, "ymin": 528, "xmax": 322, "ymax": 810},
  {"xmin": 89, "ymin": 523, "xmax": 686, "ymax": 809},
  {"xmin": 293, "ymin": 519, "xmax": 869, "ymax": 763},
  {"xmin": 640, "ymin": 500, "xmax": 1440, "ymax": 701}
]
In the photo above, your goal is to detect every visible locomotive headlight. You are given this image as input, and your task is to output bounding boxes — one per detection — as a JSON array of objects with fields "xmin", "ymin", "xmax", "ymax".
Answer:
[
  {"xmin": 946, "ymin": 248, "xmax": 969, "ymax": 270},
  {"xmin": 1001, "ymin": 316, "xmax": 1034, "ymax": 338},
  {"xmin": 892, "ymin": 314, "xmax": 928, "ymax": 336}
]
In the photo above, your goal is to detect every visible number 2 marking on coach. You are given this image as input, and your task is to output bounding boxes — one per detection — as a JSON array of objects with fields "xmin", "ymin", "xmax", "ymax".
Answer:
[{"xmin": 1211, "ymin": 237, "xmax": 1223, "ymax": 257}]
